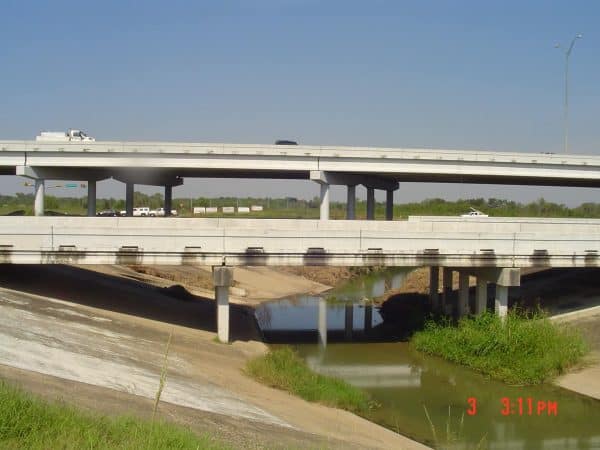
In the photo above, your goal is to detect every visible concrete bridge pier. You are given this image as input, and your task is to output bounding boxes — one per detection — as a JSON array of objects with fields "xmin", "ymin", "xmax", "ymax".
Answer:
[
  {"xmin": 346, "ymin": 185, "xmax": 356, "ymax": 220},
  {"xmin": 125, "ymin": 182, "xmax": 134, "ymax": 217},
  {"xmin": 385, "ymin": 189, "xmax": 394, "ymax": 221},
  {"xmin": 87, "ymin": 180, "xmax": 96, "ymax": 217},
  {"xmin": 34, "ymin": 179, "xmax": 45, "ymax": 216},
  {"xmin": 364, "ymin": 303, "xmax": 372, "ymax": 332},
  {"xmin": 366, "ymin": 187, "xmax": 375, "ymax": 220},
  {"xmin": 442, "ymin": 267, "xmax": 453, "ymax": 315},
  {"xmin": 475, "ymin": 278, "xmax": 488, "ymax": 314},
  {"xmin": 164, "ymin": 185, "xmax": 172, "ymax": 217},
  {"xmin": 344, "ymin": 304, "xmax": 353, "ymax": 340},
  {"xmin": 495, "ymin": 285, "xmax": 508, "ymax": 319},
  {"xmin": 213, "ymin": 266, "xmax": 234, "ymax": 343},
  {"xmin": 429, "ymin": 266, "xmax": 440, "ymax": 312},
  {"xmin": 458, "ymin": 272, "xmax": 470, "ymax": 316},
  {"xmin": 319, "ymin": 183, "xmax": 330, "ymax": 221},
  {"xmin": 318, "ymin": 298, "xmax": 327, "ymax": 348}
]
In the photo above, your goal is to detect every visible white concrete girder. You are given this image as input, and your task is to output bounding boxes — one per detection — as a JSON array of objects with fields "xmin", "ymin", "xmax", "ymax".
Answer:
[{"xmin": 310, "ymin": 170, "xmax": 399, "ymax": 191}]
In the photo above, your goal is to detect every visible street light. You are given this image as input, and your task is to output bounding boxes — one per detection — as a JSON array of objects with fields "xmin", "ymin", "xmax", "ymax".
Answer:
[{"xmin": 555, "ymin": 33, "xmax": 583, "ymax": 153}]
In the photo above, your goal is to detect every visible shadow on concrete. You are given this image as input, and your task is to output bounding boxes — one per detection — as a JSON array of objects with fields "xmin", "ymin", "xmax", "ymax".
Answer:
[{"xmin": 0, "ymin": 264, "xmax": 259, "ymax": 342}]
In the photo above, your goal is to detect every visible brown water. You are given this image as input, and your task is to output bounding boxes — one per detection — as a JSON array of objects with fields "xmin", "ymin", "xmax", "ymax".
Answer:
[{"xmin": 255, "ymin": 269, "xmax": 600, "ymax": 450}]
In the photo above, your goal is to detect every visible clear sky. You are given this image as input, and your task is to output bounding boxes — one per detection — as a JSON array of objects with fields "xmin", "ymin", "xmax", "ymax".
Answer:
[{"xmin": 1, "ymin": 0, "xmax": 598, "ymax": 205}]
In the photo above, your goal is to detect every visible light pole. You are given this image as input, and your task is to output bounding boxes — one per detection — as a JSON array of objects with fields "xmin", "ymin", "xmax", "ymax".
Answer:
[{"xmin": 555, "ymin": 33, "xmax": 583, "ymax": 153}]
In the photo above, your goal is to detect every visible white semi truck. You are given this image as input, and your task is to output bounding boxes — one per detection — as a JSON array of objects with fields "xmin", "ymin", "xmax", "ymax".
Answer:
[{"xmin": 36, "ymin": 129, "xmax": 95, "ymax": 142}]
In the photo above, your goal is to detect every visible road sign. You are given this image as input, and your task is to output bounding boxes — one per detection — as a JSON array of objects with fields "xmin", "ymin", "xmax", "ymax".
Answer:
[{"xmin": 65, "ymin": 183, "xmax": 78, "ymax": 188}]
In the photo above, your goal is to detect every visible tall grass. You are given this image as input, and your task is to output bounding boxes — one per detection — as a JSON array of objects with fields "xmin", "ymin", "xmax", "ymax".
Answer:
[
  {"xmin": 412, "ymin": 310, "xmax": 588, "ymax": 384},
  {"xmin": 0, "ymin": 381, "xmax": 229, "ymax": 449},
  {"xmin": 245, "ymin": 347, "xmax": 373, "ymax": 415}
]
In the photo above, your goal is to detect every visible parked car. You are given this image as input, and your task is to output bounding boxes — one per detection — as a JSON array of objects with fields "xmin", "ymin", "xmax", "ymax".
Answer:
[
  {"xmin": 96, "ymin": 209, "xmax": 117, "ymax": 217},
  {"xmin": 149, "ymin": 207, "xmax": 178, "ymax": 216},
  {"xmin": 461, "ymin": 207, "xmax": 488, "ymax": 218},
  {"xmin": 133, "ymin": 207, "xmax": 150, "ymax": 217}
]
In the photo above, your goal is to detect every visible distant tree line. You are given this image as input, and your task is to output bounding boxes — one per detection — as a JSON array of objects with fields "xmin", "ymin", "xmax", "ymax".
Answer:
[{"xmin": 2, "ymin": 193, "xmax": 600, "ymax": 218}]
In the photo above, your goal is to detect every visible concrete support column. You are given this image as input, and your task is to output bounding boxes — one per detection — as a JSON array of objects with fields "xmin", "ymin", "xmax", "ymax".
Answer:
[
  {"xmin": 429, "ymin": 266, "xmax": 440, "ymax": 311},
  {"xmin": 385, "ymin": 189, "xmax": 394, "ymax": 221},
  {"xmin": 213, "ymin": 266, "xmax": 234, "ymax": 343},
  {"xmin": 366, "ymin": 187, "xmax": 375, "ymax": 220},
  {"xmin": 475, "ymin": 278, "xmax": 488, "ymax": 314},
  {"xmin": 87, "ymin": 180, "xmax": 96, "ymax": 217},
  {"xmin": 442, "ymin": 267, "xmax": 453, "ymax": 315},
  {"xmin": 164, "ymin": 185, "xmax": 172, "ymax": 217},
  {"xmin": 458, "ymin": 272, "xmax": 470, "ymax": 317},
  {"xmin": 346, "ymin": 185, "xmax": 356, "ymax": 220},
  {"xmin": 125, "ymin": 182, "xmax": 134, "ymax": 217},
  {"xmin": 319, "ymin": 183, "xmax": 330, "ymax": 221},
  {"xmin": 344, "ymin": 304, "xmax": 353, "ymax": 341},
  {"xmin": 495, "ymin": 285, "xmax": 508, "ymax": 319},
  {"xmin": 34, "ymin": 179, "xmax": 45, "ymax": 217},
  {"xmin": 318, "ymin": 298, "xmax": 327, "ymax": 348},
  {"xmin": 364, "ymin": 303, "xmax": 373, "ymax": 332}
]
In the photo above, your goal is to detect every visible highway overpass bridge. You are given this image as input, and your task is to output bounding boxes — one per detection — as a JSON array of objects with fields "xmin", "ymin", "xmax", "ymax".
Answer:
[
  {"xmin": 1, "ymin": 139, "xmax": 600, "ymax": 341},
  {"xmin": 1, "ymin": 139, "xmax": 600, "ymax": 219},
  {"xmin": 1, "ymin": 215, "xmax": 599, "ymax": 341}
]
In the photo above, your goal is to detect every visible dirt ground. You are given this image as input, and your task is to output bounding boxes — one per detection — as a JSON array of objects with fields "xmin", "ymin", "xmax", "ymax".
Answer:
[{"xmin": 0, "ymin": 264, "xmax": 429, "ymax": 450}]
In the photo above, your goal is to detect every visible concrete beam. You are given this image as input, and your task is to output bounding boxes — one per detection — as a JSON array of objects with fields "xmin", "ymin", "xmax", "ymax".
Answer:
[
  {"xmin": 16, "ymin": 166, "xmax": 110, "ymax": 181},
  {"xmin": 309, "ymin": 170, "xmax": 399, "ymax": 191},
  {"xmin": 467, "ymin": 267, "xmax": 520, "ymax": 287},
  {"xmin": 346, "ymin": 185, "xmax": 356, "ymax": 220},
  {"xmin": 366, "ymin": 187, "xmax": 375, "ymax": 220},
  {"xmin": 213, "ymin": 266, "xmax": 234, "ymax": 343}
]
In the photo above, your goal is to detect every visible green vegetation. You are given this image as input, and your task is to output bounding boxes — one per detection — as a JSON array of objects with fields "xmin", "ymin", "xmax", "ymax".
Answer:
[
  {"xmin": 5, "ymin": 192, "xmax": 600, "ymax": 219},
  {"xmin": 246, "ymin": 347, "xmax": 373, "ymax": 415},
  {"xmin": 0, "ymin": 381, "xmax": 229, "ymax": 450},
  {"xmin": 411, "ymin": 310, "xmax": 588, "ymax": 385}
]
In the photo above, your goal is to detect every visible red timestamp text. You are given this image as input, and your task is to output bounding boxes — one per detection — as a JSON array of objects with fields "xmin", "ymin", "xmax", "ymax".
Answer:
[{"xmin": 466, "ymin": 397, "xmax": 558, "ymax": 416}]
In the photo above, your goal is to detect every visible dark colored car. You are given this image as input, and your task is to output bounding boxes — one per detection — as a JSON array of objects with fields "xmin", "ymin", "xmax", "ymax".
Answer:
[
  {"xmin": 275, "ymin": 140, "xmax": 298, "ymax": 145},
  {"xmin": 96, "ymin": 209, "xmax": 117, "ymax": 217}
]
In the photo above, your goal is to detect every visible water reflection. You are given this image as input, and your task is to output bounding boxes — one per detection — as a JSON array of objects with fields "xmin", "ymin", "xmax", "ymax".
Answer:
[{"xmin": 256, "ymin": 268, "xmax": 600, "ymax": 449}]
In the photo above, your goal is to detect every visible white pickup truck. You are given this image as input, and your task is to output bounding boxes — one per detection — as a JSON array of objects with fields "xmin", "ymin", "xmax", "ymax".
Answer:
[
  {"xmin": 150, "ymin": 207, "xmax": 178, "ymax": 217},
  {"xmin": 461, "ymin": 208, "xmax": 489, "ymax": 218},
  {"xmin": 36, "ymin": 129, "xmax": 95, "ymax": 142}
]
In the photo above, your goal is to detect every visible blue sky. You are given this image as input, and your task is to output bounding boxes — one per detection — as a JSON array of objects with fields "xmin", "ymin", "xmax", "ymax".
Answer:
[{"xmin": 1, "ymin": 1, "xmax": 598, "ymax": 205}]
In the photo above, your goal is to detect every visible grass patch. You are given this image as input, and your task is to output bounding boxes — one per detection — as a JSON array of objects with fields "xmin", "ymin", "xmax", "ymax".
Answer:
[
  {"xmin": 411, "ymin": 310, "xmax": 588, "ymax": 385},
  {"xmin": 0, "ymin": 381, "xmax": 229, "ymax": 449},
  {"xmin": 245, "ymin": 347, "xmax": 374, "ymax": 415}
]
